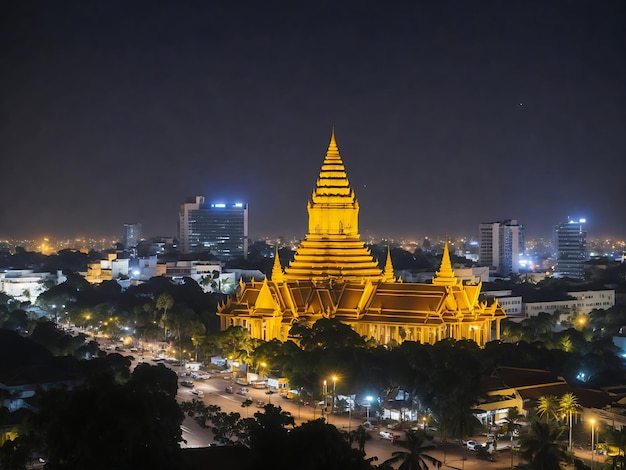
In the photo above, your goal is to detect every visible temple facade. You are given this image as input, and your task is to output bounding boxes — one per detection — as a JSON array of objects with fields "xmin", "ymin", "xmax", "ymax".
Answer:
[{"xmin": 217, "ymin": 131, "xmax": 506, "ymax": 347}]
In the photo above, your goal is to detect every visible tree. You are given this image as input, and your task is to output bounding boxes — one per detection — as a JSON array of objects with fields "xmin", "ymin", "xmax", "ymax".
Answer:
[
  {"xmin": 210, "ymin": 326, "xmax": 254, "ymax": 365},
  {"xmin": 2, "ymin": 364, "xmax": 184, "ymax": 469},
  {"xmin": 156, "ymin": 292, "xmax": 174, "ymax": 338},
  {"xmin": 381, "ymin": 430, "xmax": 442, "ymax": 470},
  {"xmin": 350, "ymin": 425, "xmax": 371, "ymax": 454},
  {"xmin": 290, "ymin": 318, "xmax": 367, "ymax": 351},
  {"xmin": 537, "ymin": 395, "xmax": 559, "ymax": 424},
  {"xmin": 519, "ymin": 420, "xmax": 569, "ymax": 470},
  {"xmin": 603, "ymin": 427, "xmax": 626, "ymax": 470},
  {"xmin": 559, "ymin": 392, "xmax": 581, "ymax": 451}
]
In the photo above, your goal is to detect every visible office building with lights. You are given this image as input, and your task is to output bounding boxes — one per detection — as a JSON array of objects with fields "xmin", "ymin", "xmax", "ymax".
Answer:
[
  {"xmin": 179, "ymin": 196, "xmax": 248, "ymax": 260},
  {"xmin": 478, "ymin": 220, "xmax": 524, "ymax": 276},
  {"xmin": 122, "ymin": 223, "xmax": 142, "ymax": 249},
  {"xmin": 554, "ymin": 217, "xmax": 587, "ymax": 280}
]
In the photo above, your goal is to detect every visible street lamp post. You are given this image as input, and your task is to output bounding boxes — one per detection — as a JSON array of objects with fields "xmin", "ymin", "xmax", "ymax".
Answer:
[
  {"xmin": 332, "ymin": 376, "xmax": 337, "ymax": 424},
  {"xmin": 590, "ymin": 419, "xmax": 595, "ymax": 470},
  {"xmin": 365, "ymin": 396, "xmax": 372, "ymax": 422},
  {"xmin": 323, "ymin": 380, "xmax": 327, "ymax": 420},
  {"xmin": 348, "ymin": 394, "xmax": 352, "ymax": 433}
]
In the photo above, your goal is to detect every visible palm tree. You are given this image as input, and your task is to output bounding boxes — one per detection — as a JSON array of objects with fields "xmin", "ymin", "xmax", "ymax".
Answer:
[
  {"xmin": 349, "ymin": 424, "xmax": 371, "ymax": 454},
  {"xmin": 603, "ymin": 427, "xmax": 626, "ymax": 470},
  {"xmin": 381, "ymin": 430, "xmax": 442, "ymax": 470},
  {"xmin": 519, "ymin": 420, "xmax": 569, "ymax": 470},
  {"xmin": 559, "ymin": 392, "xmax": 581, "ymax": 451},
  {"xmin": 156, "ymin": 292, "xmax": 174, "ymax": 338},
  {"xmin": 537, "ymin": 395, "xmax": 560, "ymax": 424}
]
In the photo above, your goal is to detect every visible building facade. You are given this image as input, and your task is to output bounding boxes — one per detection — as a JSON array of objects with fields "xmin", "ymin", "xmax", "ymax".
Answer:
[
  {"xmin": 217, "ymin": 131, "xmax": 507, "ymax": 347},
  {"xmin": 478, "ymin": 219, "xmax": 524, "ymax": 276},
  {"xmin": 554, "ymin": 217, "xmax": 587, "ymax": 280},
  {"xmin": 179, "ymin": 196, "xmax": 249, "ymax": 260},
  {"xmin": 122, "ymin": 223, "xmax": 142, "ymax": 249}
]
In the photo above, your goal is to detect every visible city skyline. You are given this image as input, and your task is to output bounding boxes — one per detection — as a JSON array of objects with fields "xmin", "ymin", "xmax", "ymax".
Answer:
[{"xmin": 2, "ymin": 1, "xmax": 625, "ymax": 241}]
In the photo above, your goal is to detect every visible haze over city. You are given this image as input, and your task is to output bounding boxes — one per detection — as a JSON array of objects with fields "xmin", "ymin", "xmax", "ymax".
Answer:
[{"xmin": 2, "ymin": 1, "xmax": 625, "ymax": 242}]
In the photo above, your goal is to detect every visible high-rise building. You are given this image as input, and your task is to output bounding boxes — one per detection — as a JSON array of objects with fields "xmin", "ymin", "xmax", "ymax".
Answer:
[
  {"xmin": 122, "ymin": 223, "xmax": 142, "ymax": 249},
  {"xmin": 478, "ymin": 220, "xmax": 524, "ymax": 276},
  {"xmin": 178, "ymin": 196, "xmax": 248, "ymax": 260},
  {"xmin": 554, "ymin": 217, "xmax": 587, "ymax": 280}
]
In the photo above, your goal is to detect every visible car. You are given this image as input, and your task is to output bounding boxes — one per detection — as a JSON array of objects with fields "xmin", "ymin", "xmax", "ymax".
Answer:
[
  {"xmin": 363, "ymin": 420, "xmax": 379, "ymax": 430},
  {"xmin": 379, "ymin": 431, "xmax": 396, "ymax": 441},
  {"xmin": 225, "ymin": 386, "xmax": 233, "ymax": 394},
  {"xmin": 465, "ymin": 440, "xmax": 486, "ymax": 451},
  {"xmin": 191, "ymin": 389, "xmax": 204, "ymax": 397},
  {"xmin": 180, "ymin": 380, "xmax": 194, "ymax": 388},
  {"xmin": 256, "ymin": 400, "xmax": 265, "ymax": 408},
  {"xmin": 192, "ymin": 373, "xmax": 211, "ymax": 380},
  {"xmin": 237, "ymin": 387, "xmax": 248, "ymax": 396},
  {"xmin": 242, "ymin": 397, "xmax": 253, "ymax": 406}
]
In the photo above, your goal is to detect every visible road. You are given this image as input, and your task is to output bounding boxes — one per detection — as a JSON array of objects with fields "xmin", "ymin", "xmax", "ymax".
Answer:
[
  {"xmin": 103, "ymin": 349, "xmax": 542, "ymax": 469},
  {"xmin": 173, "ymin": 373, "xmax": 520, "ymax": 469}
]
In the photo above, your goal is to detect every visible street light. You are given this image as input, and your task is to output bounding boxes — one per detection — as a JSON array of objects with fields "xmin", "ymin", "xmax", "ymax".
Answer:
[
  {"xmin": 423, "ymin": 416, "xmax": 427, "ymax": 430},
  {"xmin": 365, "ymin": 396, "xmax": 373, "ymax": 422},
  {"xmin": 590, "ymin": 418, "xmax": 595, "ymax": 470},
  {"xmin": 323, "ymin": 380, "xmax": 328, "ymax": 419},
  {"xmin": 332, "ymin": 376, "xmax": 337, "ymax": 423}
]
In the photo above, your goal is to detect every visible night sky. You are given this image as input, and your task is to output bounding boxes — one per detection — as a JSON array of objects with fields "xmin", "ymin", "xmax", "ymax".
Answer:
[{"xmin": 2, "ymin": 1, "xmax": 625, "ymax": 242}]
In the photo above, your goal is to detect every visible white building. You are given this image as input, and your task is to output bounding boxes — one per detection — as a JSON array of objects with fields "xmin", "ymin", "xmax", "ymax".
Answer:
[
  {"xmin": 524, "ymin": 290, "xmax": 615, "ymax": 318},
  {"xmin": 0, "ymin": 270, "xmax": 61, "ymax": 302},
  {"xmin": 479, "ymin": 219, "xmax": 524, "ymax": 276},
  {"xmin": 482, "ymin": 290, "xmax": 524, "ymax": 317}
]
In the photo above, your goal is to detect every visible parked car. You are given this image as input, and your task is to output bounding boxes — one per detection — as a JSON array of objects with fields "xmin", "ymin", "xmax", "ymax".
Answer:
[
  {"xmin": 191, "ymin": 389, "xmax": 204, "ymax": 397},
  {"xmin": 465, "ymin": 440, "xmax": 486, "ymax": 451},
  {"xmin": 379, "ymin": 431, "xmax": 396, "ymax": 441},
  {"xmin": 363, "ymin": 420, "xmax": 380, "ymax": 430},
  {"xmin": 180, "ymin": 380, "xmax": 194, "ymax": 388},
  {"xmin": 225, "ymin": 386, "xmax": 233, "ymax": 394}
]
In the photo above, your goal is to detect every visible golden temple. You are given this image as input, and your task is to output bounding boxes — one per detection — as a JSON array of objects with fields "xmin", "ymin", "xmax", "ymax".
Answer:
[{"xmin": 217, "ymin": 131, "xmax": 506, "ymax": 346}]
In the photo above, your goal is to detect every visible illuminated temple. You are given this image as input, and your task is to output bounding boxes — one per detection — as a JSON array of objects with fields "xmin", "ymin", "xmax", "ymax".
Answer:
[{"xmin": 217, "ymin": 131, "xmax": 506, "ymax": 346}]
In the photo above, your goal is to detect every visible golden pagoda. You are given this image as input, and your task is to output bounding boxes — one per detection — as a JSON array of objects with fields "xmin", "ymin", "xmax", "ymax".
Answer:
[{"xmin": 217, "ymin": 131, "xmax": 506, "ymax": 346}]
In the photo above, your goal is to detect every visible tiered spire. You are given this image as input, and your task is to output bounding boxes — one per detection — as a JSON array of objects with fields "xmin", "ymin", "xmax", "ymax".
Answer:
[
  {"xmin": 383, "ymin": 246, "xmax": 396, "ymax": 282},
  {"xmin": 283, "ymin": 128, "xmax": 384, "ymax": 282},
  {"xmin": 271, "ymin": 246, "xmax": 284, "ymax": 284},
  {"xmin": 432, "ymin": 239, "xmax": 459, "ymax": 286}
]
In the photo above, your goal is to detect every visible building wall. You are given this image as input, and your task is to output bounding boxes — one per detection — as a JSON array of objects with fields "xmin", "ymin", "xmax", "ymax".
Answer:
[
  {"xmin": 479, "ymin": 220, "xmax": 524, "ymax": 276},
  {"xmin": 523, "ymin": 290, "xmax": 615, "ymax": 317},
  {"xmin": 0, "ymin": 270, "xmax": 58, "ymax": 302},
  {"xmin": 554, "ymin": 218, "xmax": 587, "ymax": 280},
  {"xmin": 179, "ymin": 196, "xmax": 249, "ymax": 260}
]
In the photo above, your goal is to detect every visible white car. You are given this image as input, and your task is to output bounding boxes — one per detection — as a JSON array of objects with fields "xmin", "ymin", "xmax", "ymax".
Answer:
[
  {"xmin": 465, "ymin": 440, "xmax": 486, "ymax": 451},
  {"xmin": 379, "ymin": 431, "xmax": 396, "ymax": 441},
  {"xmin": 191, "ymin": 389, "xmax": 204, "ymax": 397}
]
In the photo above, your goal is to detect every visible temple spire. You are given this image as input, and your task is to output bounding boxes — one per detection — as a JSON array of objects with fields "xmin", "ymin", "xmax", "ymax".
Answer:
[
  {"xmin": 383, "ymin": 245, "xmax": 395, "ymax": 282},
  {"xmin": 271, "ymin": 245, "xmax": 284, "ymax": 283},
  {"xmin": 432, "ymin": 238, "xmax": 459, "ymax": 286},
  {"xmin": 327, "ymin": 126, "xmax": 339, "ymax": 156}
]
